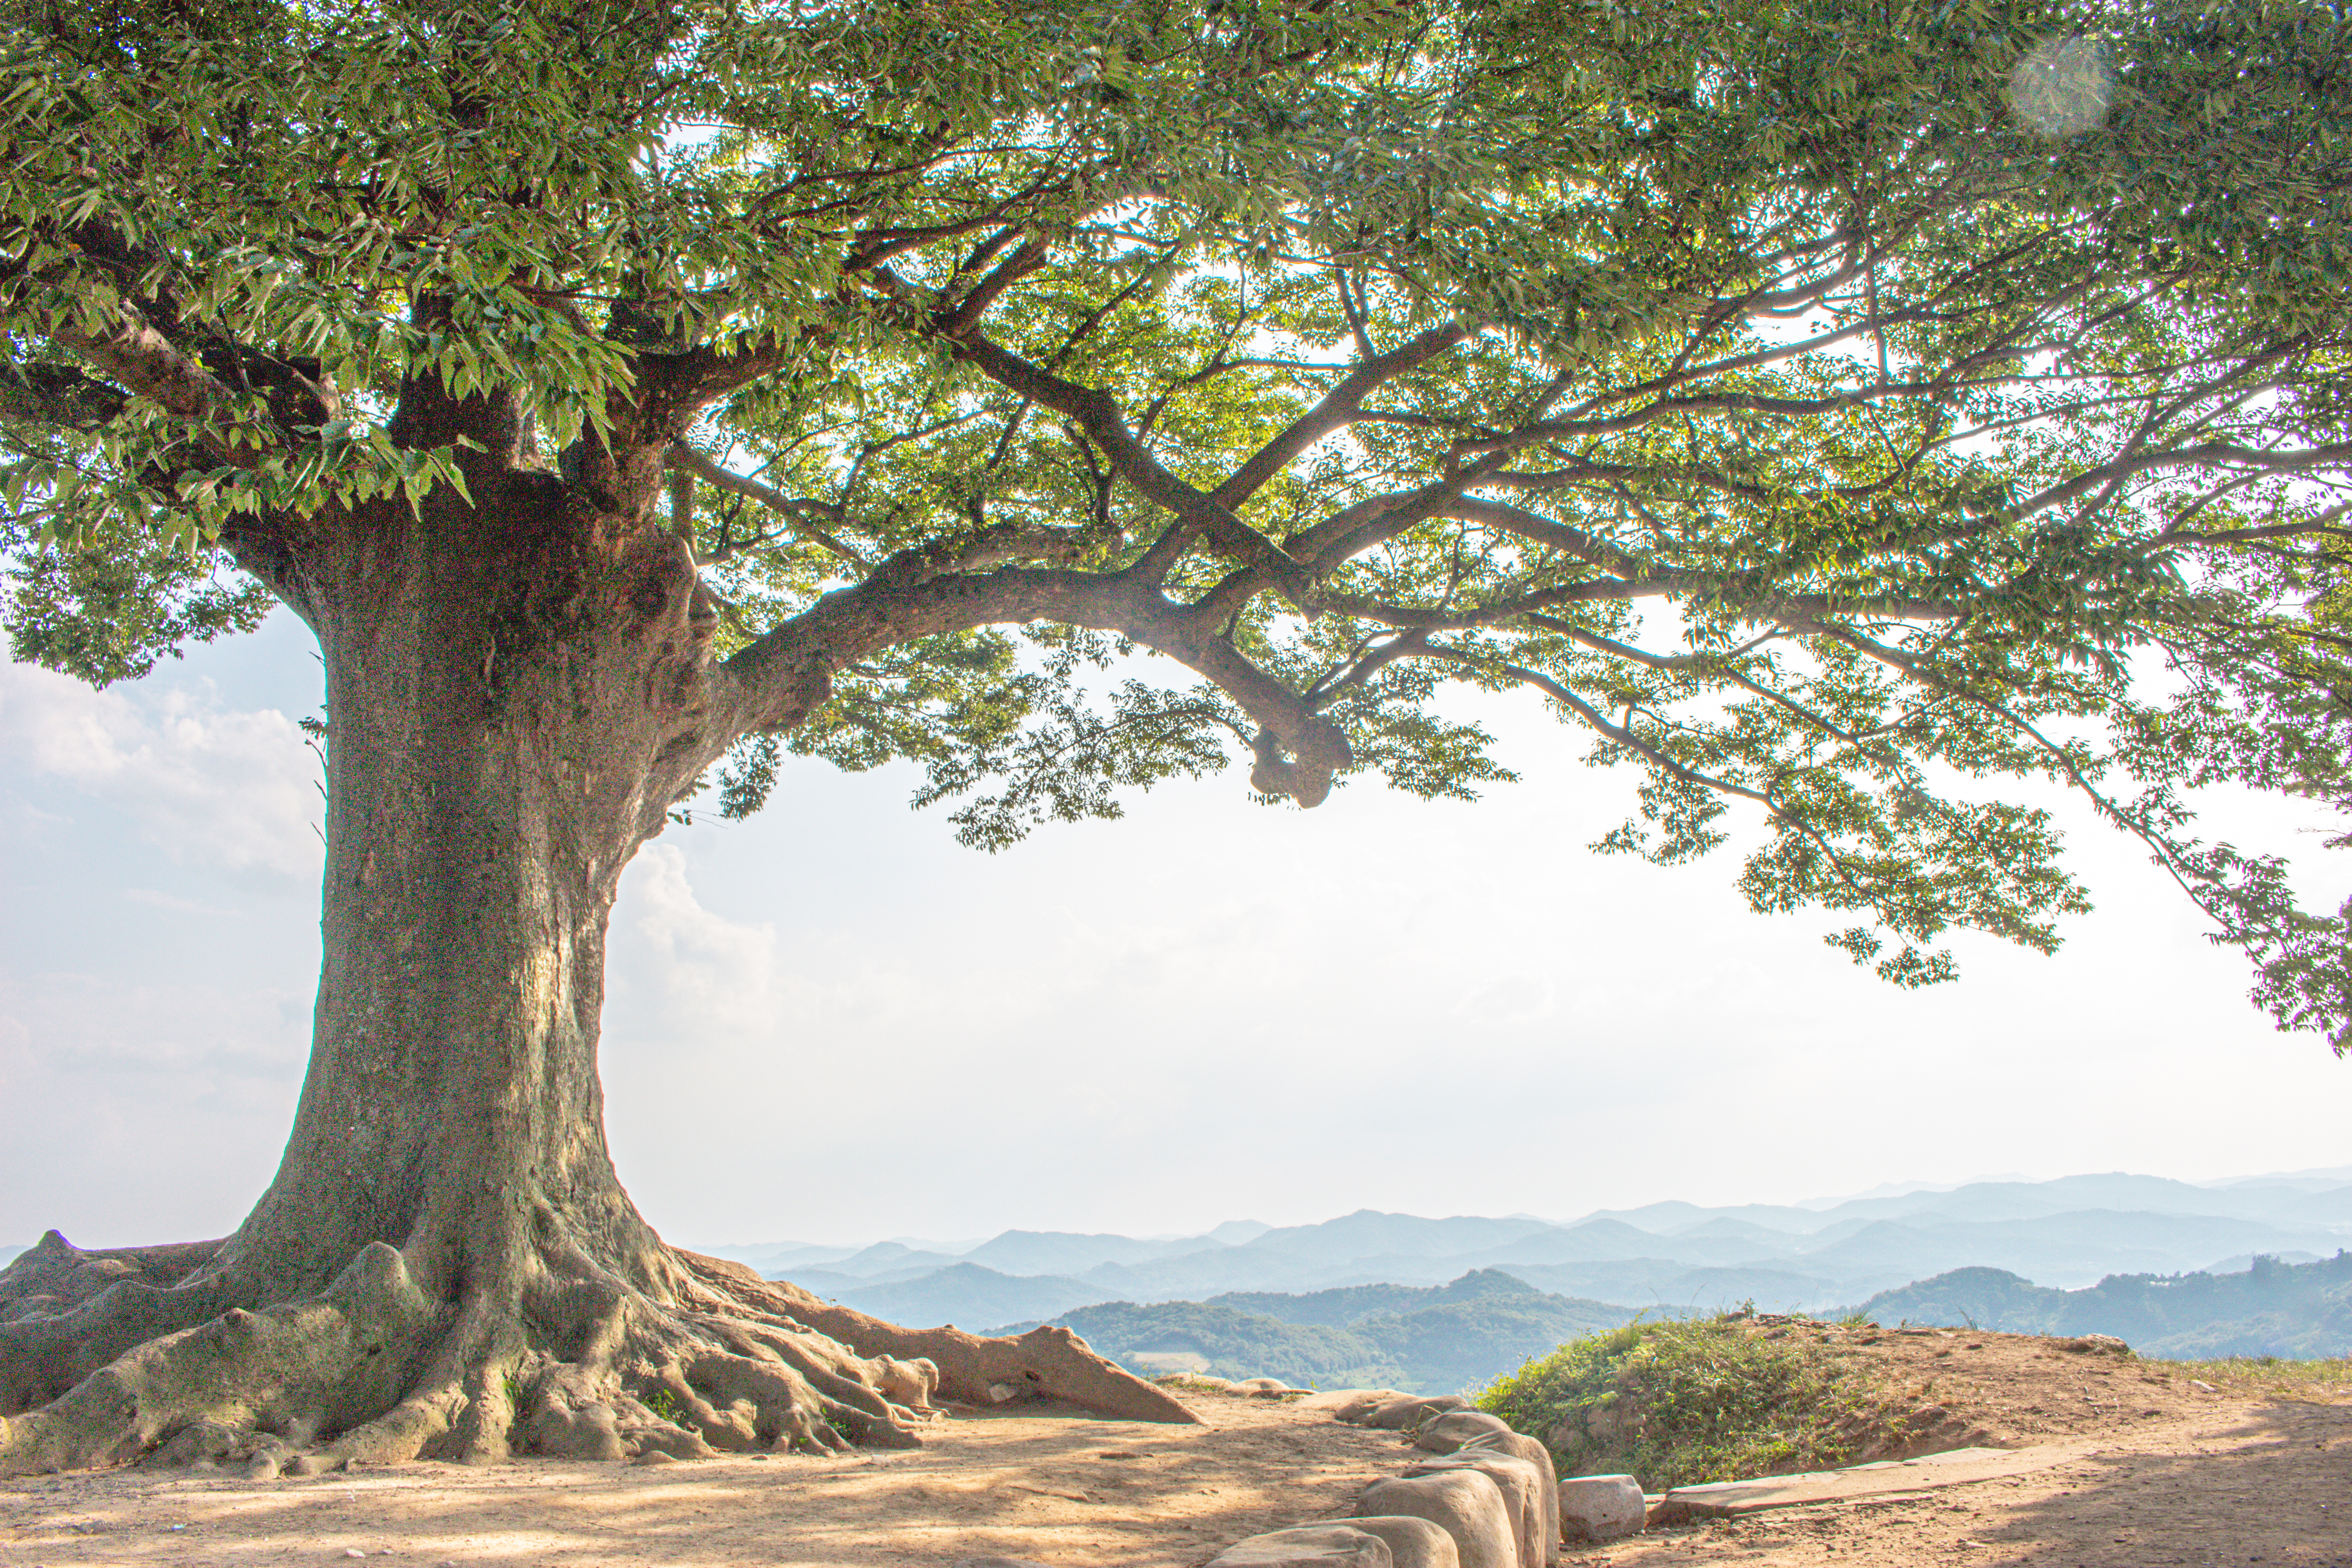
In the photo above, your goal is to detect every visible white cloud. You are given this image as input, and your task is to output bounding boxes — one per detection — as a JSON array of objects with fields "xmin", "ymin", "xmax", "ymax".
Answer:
[
  {"xmin": 124, "ymin": 887, "xmax": 245, "ymax": 918},
  {"xmin": 0, "ymin": 969, "xmax": 309, "ymax": 1245},
  {"xmin": 626, "ymin": 843, "xmax": 774, "ymax": 983},
  {"xmin": 0, "ymin": 662, "xmax": 320, "ymax": 877},
  {"xmin": 1460, "ymin": 974, "xmax": 1554, "ymax": 1023}
]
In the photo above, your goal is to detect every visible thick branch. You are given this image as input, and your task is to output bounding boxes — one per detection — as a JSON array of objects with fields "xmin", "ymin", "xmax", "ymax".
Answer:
[
  {"xmin": 660, "ymin": 334, "xmax": 798, "ymax": 414},
  {"xmin": 1210, "ymin": 322, "xmax": 1470, "ymax": 507},
  {"xmin": 944, "ymin": 328, "xmax": 1318, "ymax": 603},
  {"xmin": 1440, "ymin": 496, "xmax": 1647, "ymax": 578},
  {"xmin": 0, "ymin": 360, "xmax": 129, "ymax": 429},
  {"xmin": 53, "ymin": 306, "xmax": 241, "ymax": 448},
  {"xmin": 720, "ymin": 567, "xmax": 1352, "ymax": 805}
]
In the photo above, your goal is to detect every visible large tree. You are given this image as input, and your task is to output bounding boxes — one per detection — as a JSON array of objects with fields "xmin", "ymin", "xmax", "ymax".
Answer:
[{"xmin": 3, "ymin": 0, "xmax": 2348, "ymax": 1475}]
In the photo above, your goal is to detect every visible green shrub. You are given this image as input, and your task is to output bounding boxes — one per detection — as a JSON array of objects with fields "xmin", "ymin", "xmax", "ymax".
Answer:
[{"xmin": 1477, "ymin": 1316, "xmax": 1872, "ymax": 1491}]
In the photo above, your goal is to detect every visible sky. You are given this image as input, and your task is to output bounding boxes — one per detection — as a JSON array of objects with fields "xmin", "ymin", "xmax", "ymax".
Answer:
[{"xmin": 3, "ymin": 607, "xmax": 2348, "ymax": 1255}]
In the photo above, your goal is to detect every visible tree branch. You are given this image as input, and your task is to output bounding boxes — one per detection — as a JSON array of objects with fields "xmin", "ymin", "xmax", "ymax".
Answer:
[
  {"xmin": 1210, "ymin": 322, "xmax": 1470, "ymax": 507},
  {"xmin": 53, "ymin": 304, "xmax": 243, "ymax": 452},
  {"xmin": 0, "ymin": 360, "xmax": 128, "ymax": 430},
  {"xmin": 944, "ymin": 327, "xmax": 1320, "ymax": 604},
  {"xmin": 668, "ymin": 443, "xmax": 867, "ymax": 567},
  {"xmin": 720, "ymin": 567, "xmax": 1352, "ymax": 805}
]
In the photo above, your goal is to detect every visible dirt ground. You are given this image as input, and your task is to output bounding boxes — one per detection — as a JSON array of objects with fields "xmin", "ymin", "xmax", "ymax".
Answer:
[
  {"xmin": 1597, "ymin": 1325, "xmax": 2352, "ymax": 1568},
  {"xmin": 4, "ymin": 1332, "xmax": 2347, "ymax": 1568}
]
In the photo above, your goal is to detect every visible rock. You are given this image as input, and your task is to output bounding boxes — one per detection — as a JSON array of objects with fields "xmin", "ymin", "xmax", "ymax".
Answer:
[
  {"xmin": 1207, "ymin": 1524, "xmax": 1394, "ymax": 1567},
  {"xmin": 1557, "ymin": 1475, "xmax": 1646, "ymax": 1544},
  {"xmin": 1348, "ymin": 1515, "xmax": 1463, "ymax": 1568},
  {"xmin": 1358, "ymin": 1470, "xmax": 1518, "ymax": 1568},
  {"xmin": 1464, "ymin": 1431, "xmax": 1558, "ymax": 1558},
  {"xmin": 2053, "ymin": 1334, "xmax": 2131, "ymax": 1356},
  {"xmin": 631, "ymin": 1450, "xmax": 678, "ymax": 1466},
  {"xmin": 1366, "ymin": 1393, "xmax": 1471, "ymax": 1431},
  {"xmin": 1231, "ymin": 1377, "xmax": 1308, "ymax": 1397},
  {"xmin": 529, "ymin": 1393, "xmax": 627, "ymax": 1460},
  {"xmin": 1415, "ymin": 1411, "xmax": 1514, "ymax": 1452},
  {"xmin": 1316, "ymin": 1389, "xmax": 1411, "ymax": 1422},
  {"xmin": 2189, "ymin": 1379, "xmax": 2218, "ymax": 1393},
  {"xmin": 874, "ymin": 1353, "xmax": 940, "ymax": 1412},
  {"xmin": 1403, "ymin": 1451, "xmax": 1547, "ymax": 1568},
  {"xmin": 152, "ymin": 1419, "xmax": 243, "ymax": 1468}
]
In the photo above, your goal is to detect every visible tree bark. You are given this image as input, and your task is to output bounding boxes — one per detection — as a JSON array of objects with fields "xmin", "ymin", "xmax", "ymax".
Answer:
[{"xmin": 0, "ymin": 470, "xmax": 1192, "ymax": 1476}]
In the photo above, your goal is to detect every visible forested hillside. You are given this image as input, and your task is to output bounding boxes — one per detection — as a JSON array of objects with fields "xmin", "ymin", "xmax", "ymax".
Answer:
[
  {"xmin": 1857, "ymin": 1252, "xmax": 2352, "ymax": 1357},
  {"xmin": 1005, "ymin": 1269, "xmax": 1633, "ymax": 1393}
]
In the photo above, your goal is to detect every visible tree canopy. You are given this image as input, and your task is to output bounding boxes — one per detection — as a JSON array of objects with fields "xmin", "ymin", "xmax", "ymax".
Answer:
[{"xmin": 6, "ymin": 0, "xmax": 2350, "ymax": 1039}]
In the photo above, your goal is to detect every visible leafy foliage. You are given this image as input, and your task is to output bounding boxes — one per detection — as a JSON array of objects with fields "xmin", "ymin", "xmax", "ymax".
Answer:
[
  {"xmin": 1479, "ymin": 1314, "xmax": 1876, "ymax": 1489},
  {"xmin": 6, "ymin": 524, "xmax": 269, "ymax": 683},
  {"xmin": 3, "ymin": 0, "xmax": 2349, "ymax": 1037}
]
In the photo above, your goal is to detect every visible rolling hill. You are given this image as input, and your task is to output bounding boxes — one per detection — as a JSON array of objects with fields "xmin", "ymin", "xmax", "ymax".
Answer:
[
  {"xmin": 999, "ymin": 1269, "xmax": 1637, "ymax": 1393},
  {"xmin": 1854, "ymin": 1251, "xmax": 2352, "ymax": 1357}
]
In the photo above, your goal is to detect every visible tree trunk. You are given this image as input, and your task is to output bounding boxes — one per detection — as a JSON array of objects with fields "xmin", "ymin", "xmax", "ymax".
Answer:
[{"xmin": 0, "ymin": 472, "xmax": 1191, "ymax": 1476}]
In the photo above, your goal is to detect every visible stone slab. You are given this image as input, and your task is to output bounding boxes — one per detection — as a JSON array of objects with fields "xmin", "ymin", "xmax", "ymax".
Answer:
[
  {"xmin": 1653, "ymin": 1443, "xmax": 2097, "ymax": 1522},
  {"xmin": 1209, "ymin": 1524, "xmax": 1393, "ymax": 1567}
]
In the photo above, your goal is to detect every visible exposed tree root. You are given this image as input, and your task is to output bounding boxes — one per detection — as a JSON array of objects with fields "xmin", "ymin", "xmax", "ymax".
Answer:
[
  {"xmin": 702, "ymin": 1257, "xmax": 1197, "ymax": 1424},
  {"xmin": 0, "ymin": 1231, "xmax": 1191, "ymax": 1478},
  {"xmin": 0, "ymin": 1234, "xmax": 236, "ymax": 1418}
]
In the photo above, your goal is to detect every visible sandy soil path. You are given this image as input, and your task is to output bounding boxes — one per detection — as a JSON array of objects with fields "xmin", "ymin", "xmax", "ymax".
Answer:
[
  {"xmin": 0, "ymin": 1396, "xmax": 1398, "ymax": 1568},
  {"xmin": 4, "ymin": 1371, "xmax": 2346, "ymax": 1567}
]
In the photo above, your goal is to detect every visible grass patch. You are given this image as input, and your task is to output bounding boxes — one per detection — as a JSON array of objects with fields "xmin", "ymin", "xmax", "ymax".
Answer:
[
  {"xmin": 2146, "ymin": 1354, "xmax": 2352, "ymax": 1400},
  {"xmin": 1152, "ymin": 1373, "xmax": 1239, "ymax": 1393},
  {"xmin": 639, "ymin": 1385, "xmax": 689, "ymax": 1425},
  {"xmin": 1477, "ymin": 1315, "xmax": 1877, "ymax": 1491}
]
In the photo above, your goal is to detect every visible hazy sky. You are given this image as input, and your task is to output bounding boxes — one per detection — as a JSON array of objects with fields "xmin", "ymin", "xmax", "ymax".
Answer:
[{"xmin": 4, "ymin": 607, "xmax": 2347, "ymax": 1254}]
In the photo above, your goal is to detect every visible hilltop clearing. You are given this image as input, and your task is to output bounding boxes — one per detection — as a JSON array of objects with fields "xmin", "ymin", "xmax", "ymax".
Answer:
[
  {"xmin": 1490, "ymin": 1317, "xmax": 2308, "ymax": 1488},
  {"xmin": 5, "ymin": 1333, "xmax": 2342, "ymax": 1566},
  {"xmin": 1583, "ymin": 1341, "xmax": 2351, "ymax": 1568}
]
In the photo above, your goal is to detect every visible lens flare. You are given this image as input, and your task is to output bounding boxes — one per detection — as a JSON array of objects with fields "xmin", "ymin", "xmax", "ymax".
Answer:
[{"xmin": 2009, "ymin": 35, "xmax": 2114, "ymax": 139}]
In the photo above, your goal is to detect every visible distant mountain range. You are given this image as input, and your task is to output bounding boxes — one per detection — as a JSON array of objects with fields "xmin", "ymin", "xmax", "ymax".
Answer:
[
  {"xmin": 1001, "ymin": 1250, "xmax": 2352, "ymax": 1394},
  {"xmin": 693, "ymin": 1168, "xmax": 2352, "ymax": 1333}
]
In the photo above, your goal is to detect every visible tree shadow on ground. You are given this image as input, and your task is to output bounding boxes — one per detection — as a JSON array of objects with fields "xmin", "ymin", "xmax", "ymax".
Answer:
[{"xmin": 1972, "ymin": 1399, "xmax": 2352, "ymax": 1568}]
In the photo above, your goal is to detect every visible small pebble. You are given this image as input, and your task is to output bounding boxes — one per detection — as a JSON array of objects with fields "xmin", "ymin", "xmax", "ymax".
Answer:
[{"xmin": 345, "ymin": 1550, "xmax": 367, "ymax": 1558}]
